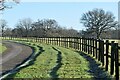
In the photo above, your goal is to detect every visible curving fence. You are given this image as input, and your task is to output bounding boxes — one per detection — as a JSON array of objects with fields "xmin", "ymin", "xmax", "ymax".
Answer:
[{"xmin": 2, "ymin": 37, "xmax": 120, "ymax": 79}]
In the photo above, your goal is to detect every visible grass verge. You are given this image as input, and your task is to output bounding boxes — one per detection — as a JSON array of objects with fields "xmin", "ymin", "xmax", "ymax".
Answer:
[
  {"xmin": 0, "ymin": 43, "xmax": 7, "ymax": 53},
  {"xmin": 6, "ymin": 41, "xmax": 111, "ymax": 79}
]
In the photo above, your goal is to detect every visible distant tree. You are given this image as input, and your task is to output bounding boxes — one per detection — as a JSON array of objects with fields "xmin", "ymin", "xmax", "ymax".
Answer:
[
  {"xmin": 81, "ymin": 9, "xmax": 118, "ymax": 39},
  {"xmin": 0, "ymin": 19, "xmax": 7, "ymax": 36},
  {"xmin": 0, "ymin": 0, "xmax": 20, "ymax": 10},
  {"xmin": 31, "ymin": 19, "xmax": 58, "ymax": 37},
  {"xmin": 15, "ymin": 18, "xmax": 32, "ymax": 37},
  {"xmin": 31, "ymin": 20, "xmax": 45, "ymax": 37},
  {"xmin": 4, "ymin": 28, "xmax": 12, "ymax": 36},
  {"xmin": 10, "ymin": 18, "xmax": 81, "ymax": 37}
]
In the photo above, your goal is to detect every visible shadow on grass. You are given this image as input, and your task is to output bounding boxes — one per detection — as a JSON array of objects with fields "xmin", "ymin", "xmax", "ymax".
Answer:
[
  {"xmin": 5, "ymin": 45, "xmax": 44, "ymax": 79},
  {"xmin": 76, "ymin": 51, "xmax": 112, "ymax": 80},
  {"xmin": 49, "ymin": 47, "xmax": 62, "ymax": 79}
]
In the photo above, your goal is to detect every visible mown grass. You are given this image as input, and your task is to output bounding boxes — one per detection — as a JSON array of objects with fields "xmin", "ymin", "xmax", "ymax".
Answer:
[
  {"xmin": 6, "ymin": 41, "xmax": 111, "ymax": 79},
  {"xmin": 1, "ymin": 37, "xmax": 112, "ymax": 79},
  {"xmin": 0, "ymin": 43, "xmax": 7, "ymax": 53},
  {"xmin": 9, "ymin": 43, "xmax": 58, "ymax": 78},
  {"xmin": 54, "ymin": 46, "xmax": 91, "ymax": 78}
]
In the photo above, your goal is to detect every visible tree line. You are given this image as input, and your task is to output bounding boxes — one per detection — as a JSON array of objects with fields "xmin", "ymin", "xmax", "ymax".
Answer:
[
  {"xmin": 1, "ymin": 18, "xmax": 81, "ymax": 37},
  {"xmin": 0, "ymin": 4, "xmax": 119, "ymax": 39},
  {"xmin": 1, "ymin": 17, "xmax": 119, "ymax": 39}
]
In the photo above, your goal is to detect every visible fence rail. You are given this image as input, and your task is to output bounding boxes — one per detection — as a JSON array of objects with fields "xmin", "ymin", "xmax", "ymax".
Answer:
[{"xmin": 2, "ymin": 37, "xmax": 120, "ymax": 79}]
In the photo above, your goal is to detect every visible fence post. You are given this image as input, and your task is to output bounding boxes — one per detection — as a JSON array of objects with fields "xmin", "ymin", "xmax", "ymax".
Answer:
[
  {"xmin": 110, "ymin": 41, "xmax": 115, "ymax": 75},
  {"xmin": 88, "ymin": 38, "xmax": 90, "ymax": 54},
  {"xmin": 93, "ymin": 38, "xmax": 95, "ymax": 57},
  {"xmin": 35, "ymin": 37, "xmax": 37, "ymax": 42},
  {"xmin": 41, "ymin": 37, "xmax": 43, "ymax": 43},
  {"xmin": 75, "ymin": 38, "xmax": 77, "ymax": 49},
  {"xmin": 101, "ymin": 40, "xmax": 104, "ymax": 66},
  {"xmin": 105, "ymin": 40, "xmax": 109, "ymax": 71},
  {"xmin": 84, "ymin": 38, "xmax": 86, "ymax": 52},
  {"xmin": 90, "ymin": 38, "xmax": 92, "ymax": 55},
  {"xmin": 69, "ymin": 37, "xmax": 71, "ymax": 48},
  {"xmin": 64, "ymin": 37, "xmax": 65, "ymax": 47},
  {"xmin": 66, "ymin": 37, "xmax": 68, "ymax": 48},
  {"xmin": 74, "ymin": 38, "xmax": 77, "ymax": 49},
  {"xmin": 58, "ymin": 37, "xmax": 60, "ymax": 46},
  {"xmin": 115, "ymin": 43, "xmax": 119, "ymax": 80},
  {"xmin": 48, "ymin": 37, "xmax": 50, "ymax": 44},
  {"xmin": 51, "ymin": 37, "xmax": 54, "ymax": 45},
  {"xmin": 66, "ymin": 37, "xmax": 69, "ymax": 48},
  {"xmin": 56, "ymin": 37, "xmax": 58, "ymax": 46},
  {"xmin": 83, "ymin": 37, "xmax": 85, "ymax": 51},
  {"xmin": 64, "ymin": 37, "xmax": 66, "ymax": 48},
  {"xmin": 77, "ymin": 37, "xmax": 79, "ymax": 50},
  {"xmin": 61, "ymin": 37, "xmax": 63, "ymax": 47},
  {"xmin": 95, "ymin": 39, "xmax": 98, "ymax": 59},
  {"xmin": 86, "ymin": 38, "xmax": 88, "ymax": 53},
  {"xmin": 98, "ymin": 40, "xmax": 101, "ymax": 61},
  {"xmin": 85, "ymin": 38, "xmax": 87, "ymax": 52},
  {"xmin": 80, "ymin": 38, "xmax": 81, "ymax": 51},
  {"xmin": 71, "ymin": 37, "xmax": 73, "ymax": 48},
  {"xmin": 82, "ymin": 37, "xmax": 84, "ymax": 51},
  {"xmin": 46, "ymin": 37, "xmax": 48, "ymax": 44}
]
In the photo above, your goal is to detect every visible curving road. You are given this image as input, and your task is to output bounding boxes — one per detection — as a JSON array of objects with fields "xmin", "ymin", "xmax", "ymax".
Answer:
[{"xmin": 0, "ymin": 41, "xmax": 32, "ymax": 75}]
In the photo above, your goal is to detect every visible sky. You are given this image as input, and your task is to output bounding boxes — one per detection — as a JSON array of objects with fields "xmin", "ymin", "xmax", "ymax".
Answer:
[{"xmin": 1, "ymin": 1, "xmax": 119, "ymax": 31}]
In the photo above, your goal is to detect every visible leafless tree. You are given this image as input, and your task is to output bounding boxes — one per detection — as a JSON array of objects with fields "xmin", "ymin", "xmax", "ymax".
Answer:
[
  {"xmin": 9, "ymin": 18, "xmax": 80, "ymax": 37},
  {"xmin": 15, "ymin": 18, "xmax": 32, "ymax": 37},
  {"xmin": 31, "ymin": 19, "xmax": 58, "ymax": 37},
  {"xmin": 0, "ymin": 0, "xmax": 20, "ymax": 10},
  {"xmin": 0, "ymin": 19, "xmax": 7, "ymax": 36},
  {"xmin": 81, "ymin": 8, "xmax": 118, "ymax": 39}
]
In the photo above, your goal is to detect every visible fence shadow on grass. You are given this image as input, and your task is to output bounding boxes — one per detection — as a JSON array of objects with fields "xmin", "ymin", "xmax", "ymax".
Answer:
[
  {"xmin": 5, "ymin": 46, "xmax": 45, "ymax": 79},
  {"xmin": 49, "ymin": 47, "xmax": 62, "ymax": 79},
  {"xmin": 76, "ymin": 51, "xmax": 112, "ymax": 80}
]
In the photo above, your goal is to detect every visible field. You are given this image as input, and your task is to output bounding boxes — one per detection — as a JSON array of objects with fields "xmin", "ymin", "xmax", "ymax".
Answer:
[
  {"xmin": 7, "ymin": 41, "xmax": 111, "ymax": 79},
  {"xmin": 0, "ymin": 43, "xmax": 7, "ymax": 53}
]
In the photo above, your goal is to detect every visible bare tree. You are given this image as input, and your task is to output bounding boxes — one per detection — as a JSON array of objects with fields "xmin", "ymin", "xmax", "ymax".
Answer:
[
  {"xmin": 9, "ymin": 18, "xmax": 81, "ymax": 37},
  {"xmin": 0, "ymin": 19, "xmax": 7, "ymax": 36},
  {"xmin": 0, "ymin": 0, "xmax": 20, "ymax": 10},
  {"xmin": 31, "ymin": 19, "xmax": 58, "ymax": 37},
  {"xmin": 4, "ymin": 28, "xmax": 12, "ymax": 36},
  {"xmin": 15, "ymin": 18, "xmax": 32, "ymax": 37},
  {"xmin": 81, "ymin": 9, "xmax": 117, "ymax": 39}
]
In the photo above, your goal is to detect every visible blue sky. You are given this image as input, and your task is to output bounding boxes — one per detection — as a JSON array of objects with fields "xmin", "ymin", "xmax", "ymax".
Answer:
[{"xmin": 2, "ymin": 2, "xmax": 118, "ymax": 30}]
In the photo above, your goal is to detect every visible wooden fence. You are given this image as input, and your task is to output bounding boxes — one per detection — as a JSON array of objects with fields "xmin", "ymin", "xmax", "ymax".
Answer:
[{"xmin": 2, "ymin": 37, "xmax": 120, "ymax": 79}]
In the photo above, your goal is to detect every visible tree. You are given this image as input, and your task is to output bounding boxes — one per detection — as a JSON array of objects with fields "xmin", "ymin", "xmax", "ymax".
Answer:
[
  {"xmin": 15, "ymin": 18, "xmax": 32, "ymax": 37},
  {"xmin": 4, "ymin": 28, "xmax": 12, "ymax": 36},
  {"xmin": 31, "ymin": 19, "xmax": 58, "ymax": 37},
  {"xmin": 0, "ymin": 19, "xmax": 7, "ymax": 36},
  {"xmin": 0, "ymin": 0, "xmax": 20, "ymax": 10},
  {"xmin": 81, "ymin": 9, "xmax": 117, "ymax": 39}
]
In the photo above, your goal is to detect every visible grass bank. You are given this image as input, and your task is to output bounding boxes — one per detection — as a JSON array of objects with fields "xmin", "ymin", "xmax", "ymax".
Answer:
[
  {"xmin": 0, "ymin": 43, "xmax": 7, "ymax": 53},
  {"xmin": 7, "ymin": 41, "xmax": 111, "ymax": 79}
]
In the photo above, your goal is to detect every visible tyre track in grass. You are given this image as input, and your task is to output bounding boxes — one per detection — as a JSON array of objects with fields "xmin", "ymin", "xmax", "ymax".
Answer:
[
  {"xmin": 9, "ymin": 44, "xmax": 56, "ymax": 78},
  {"xmin": 50, "ymin": 47, "xmax": 62, "ymax": 78},
  {"xmin": 4, "ymin": 45, "xmax": 45, "ymax": 79}
]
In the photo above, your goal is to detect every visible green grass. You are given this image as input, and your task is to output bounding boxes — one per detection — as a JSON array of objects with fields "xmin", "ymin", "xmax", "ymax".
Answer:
[
  {"xmin": 8, "ymin": 43, "xmax": 58, "ymax": 78},
  {"xmin": 1, "ymin": 38, "xmax": 112, "ymax": 79},
  {"xmin": 0, "ymin": 43, "xmax": 7, "ymax": 53},
  {"xmin": 6, "ymin": 41, "xmax": 111, "ymax": 79},
  {"xmin": 54, "ymin": 46, "xmax": 91, "ymax": 78}
]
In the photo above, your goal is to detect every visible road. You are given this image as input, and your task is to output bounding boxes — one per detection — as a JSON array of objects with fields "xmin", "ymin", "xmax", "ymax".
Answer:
[{"xmin": 0, "ymin": 41, "xmax": 32, "ymax": 75}]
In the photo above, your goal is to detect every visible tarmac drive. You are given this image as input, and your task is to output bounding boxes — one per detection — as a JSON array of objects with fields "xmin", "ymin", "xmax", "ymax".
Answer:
[{"xmin": 0, "ymin": 41, "xmax": 32, "ymax": 75}]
